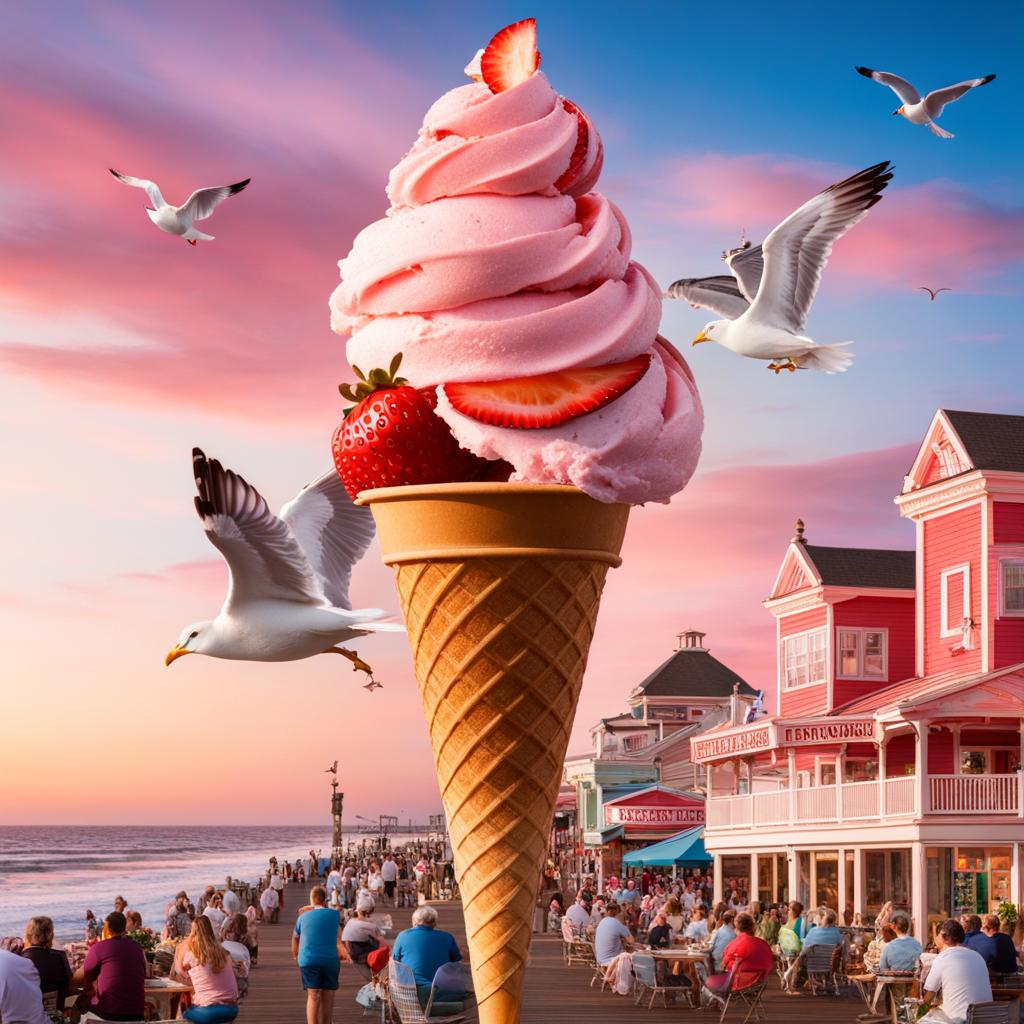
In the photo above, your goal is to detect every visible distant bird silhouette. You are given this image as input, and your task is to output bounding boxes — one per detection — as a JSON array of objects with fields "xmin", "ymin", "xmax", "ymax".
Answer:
[
  {"xmin": 324, "ymin": 760, "xmax": 338, "ymax": 774},
  {"xmin": 110, "ymin": 169, "xmax": 250, "ymax": 244},
  {"xmin": 918, "ymin": 286, "xmax": 951, "ymax": 301},
  {"xmin": 363, "ymin": 678, "xmax": 383, "ymax": 692}
]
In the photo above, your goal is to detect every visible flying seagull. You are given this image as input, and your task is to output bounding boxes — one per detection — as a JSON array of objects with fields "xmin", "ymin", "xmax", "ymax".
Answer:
[
  {"xmin": 690, "ymin": 161, "xmax": 894, "ymax": 374},
  {"xmin": 165, "ymin": 449, "xmax": 402, "ymax": 682},
  {"xmin": 109, "ymin": 169, "xmax": 250, "ymax": 244},
  {"xmin": 919, "ymin": 286, "xmax": 951, "ymax": 301},
  {"xmin": 855, "ymin": 67, "xmax": 995, "ymax": 139},
  {"xmin": 363, "ymin": 679, "xmax": 384, "ymax": 692},
  {"xmin": 324, "ymin": 761, "xmax": 338, "ymax": 774},
  {"xmin": 666, "ymin": 237, "xmax": 765, "ymax": 319}
]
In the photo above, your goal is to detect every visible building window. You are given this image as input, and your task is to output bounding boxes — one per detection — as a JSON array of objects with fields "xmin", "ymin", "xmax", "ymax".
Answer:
[
  {"xmin": 940, "ymin": 565, "xmax": 970, "ymax": 638},
  {"xmin": 690, "ymin": 709, "xmax": 704, "ymax": 719},
  {"xmin": 1000, "ymin": 560, "xmax": 1024, "ymax": 617},
  {"xmin": 836, "ymin": 628, "xmax": 888, "ymax": 680},
  {"xmin": 783, "ymin": 628, "xmax": 827, "ymax": 689},
  {"xmin": 622, "ymin": 735, "xmax": 649, "ymax": 752}
]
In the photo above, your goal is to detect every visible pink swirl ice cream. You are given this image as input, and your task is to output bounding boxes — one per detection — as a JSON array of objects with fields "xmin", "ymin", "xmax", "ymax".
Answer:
[{"xmin": 330, "ymin": 44, "xmax": 702, "ymax": 505}]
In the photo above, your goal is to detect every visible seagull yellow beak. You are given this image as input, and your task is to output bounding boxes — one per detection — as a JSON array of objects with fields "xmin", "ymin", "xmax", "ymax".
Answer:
[
  {"xmin": 165, "ymin": 645, "xmax": 191, "ymax": 667},
  {"xmin": 692, "ymin": 331, "xmax": 709, "ymax": 346}
]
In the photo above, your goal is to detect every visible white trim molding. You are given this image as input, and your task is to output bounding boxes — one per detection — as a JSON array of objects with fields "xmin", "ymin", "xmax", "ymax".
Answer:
[{"xmin": 940, "ymin": 564, "xmax": 971, "ymax": 639}]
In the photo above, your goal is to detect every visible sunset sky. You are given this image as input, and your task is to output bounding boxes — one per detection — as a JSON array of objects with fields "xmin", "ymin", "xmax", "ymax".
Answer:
[{"xmin": 1, "ymin": 1, "xmax": 1021, "ymax": 825}]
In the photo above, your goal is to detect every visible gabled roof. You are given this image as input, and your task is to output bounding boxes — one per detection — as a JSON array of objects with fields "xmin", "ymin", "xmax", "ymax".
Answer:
[
  {"xmin": 633, "ymin": 648, "xmax": 756, "ymax": 699},
  {"xmin": 803, "ymin": 544, "xmax": 916, "ymax": 590},
  {"xmin": 944, "ymin": 410, "xmax": 1024, "ymax": 473}
]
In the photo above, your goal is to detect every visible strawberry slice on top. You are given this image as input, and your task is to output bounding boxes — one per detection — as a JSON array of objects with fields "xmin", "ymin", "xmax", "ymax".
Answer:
[
  {"xmin": 480, "ymin": 18, "xmax": 541, "ymax": 94},
  {"xmin": 444, "ymin": 353, "xmax": 651, "ymax": 429}
]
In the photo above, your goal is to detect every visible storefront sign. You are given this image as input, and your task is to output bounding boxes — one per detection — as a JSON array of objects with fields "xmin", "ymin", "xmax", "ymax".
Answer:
[
  {"xmin": 781, "ymin": 720, "xmax": 875, "ymax": 744},
  {"xmin": 605, "ymin": 805, "xmax": 705, "ymax": 827},
  {"xmin": 691, "ymin": 725, "xmax": 773, "ymax": 761}
]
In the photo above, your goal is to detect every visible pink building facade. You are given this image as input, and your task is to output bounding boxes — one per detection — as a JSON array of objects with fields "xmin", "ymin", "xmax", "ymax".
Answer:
[{"xmin": 692, "ymin": 409, "xmax": 1024, "ymax": 938}]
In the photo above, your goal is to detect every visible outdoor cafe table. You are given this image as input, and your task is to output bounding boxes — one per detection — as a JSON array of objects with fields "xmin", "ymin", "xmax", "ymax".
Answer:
[
  {"xmin": 649, "ymin": 947, "xmax": 710, "ymax": 1007},
  {"xmin": 848, "ymin": 972, "xmax": 917, "ymax": 1024},
  {"xmin": 144, "ymin": 977, "xmax": 192, "ymax": 1020}
]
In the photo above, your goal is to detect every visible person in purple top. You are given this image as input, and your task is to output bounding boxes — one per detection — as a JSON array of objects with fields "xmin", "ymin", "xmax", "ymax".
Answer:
[{"xmin": 72, "ymin": 912, "xmax": 146, "ymax": 1021}]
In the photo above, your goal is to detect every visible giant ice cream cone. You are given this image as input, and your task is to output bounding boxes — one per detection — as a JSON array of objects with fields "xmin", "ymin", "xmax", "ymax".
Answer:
[{"xmin": 358, "ymin": 482, "xmax": 628, "ymax": 1023}]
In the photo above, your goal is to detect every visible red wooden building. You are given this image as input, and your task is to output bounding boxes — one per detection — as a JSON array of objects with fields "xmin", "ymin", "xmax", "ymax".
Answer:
[{"xmin": 692, "ymin": 409, "xmax": 1024, "ymax": 937}]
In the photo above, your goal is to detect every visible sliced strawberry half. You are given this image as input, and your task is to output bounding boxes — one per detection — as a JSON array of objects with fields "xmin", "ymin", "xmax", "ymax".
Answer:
[
  {"xmin": 445, "ymin": 353, "xmax": 651, "ymax": 429},
  {"xmin": 554, "ymin": 98, "xmax": 591, "ymax": 195},
  {"xmin": 480, "ymin": 18, "xmax": 540, "ymax": 94}
]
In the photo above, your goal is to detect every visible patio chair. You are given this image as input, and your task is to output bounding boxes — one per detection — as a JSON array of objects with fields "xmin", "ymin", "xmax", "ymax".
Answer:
[
  {"xmin": 775, "ymin": 948, "xmax": 798, "ymax": 992},
  {"xmin": 632, "ymin": 952, "xmax": 674, "ymax": 1009},
  {"xmin": 966, "ymin": 1002, "xmax": 1014, "ymax": 1024},
  {"xmin": 387, "ymin": 959, "xmax": 468, "ymax": 1024},
  {"xmin": 804, "ymin": 942, "xmax": 841, "ymax": 995},
  {"xmin": 424, "ymin": 962, "xmax": 474, "ymax": 1019},
  {"xmin": 698, "ymin": 958, "xmax": 768, "ymax": 1024},
  {"xmin": 561, "ymin": 919, "xmax": 594, "ymax": 968}
]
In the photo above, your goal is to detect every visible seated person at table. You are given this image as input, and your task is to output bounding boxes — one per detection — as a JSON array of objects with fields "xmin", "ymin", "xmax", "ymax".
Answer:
[
  {"xmin": 921, "ymin": 919, "xmax": 991, "ymax": 1024},
  {"xmin": 179, "ymin": 916, "xmax": 239, "ymax": 1023},
  {"xmin": 259, "ymin": 884, "xmax": 279, "ymax": 924},
  {"xmin": 219, "ymin": 915, "xmax": 252, "ymax": 999},
  {"xmin": 802, "ymin": 908, "xmax": 842, "ymax": 950},
  {"xmin": 879, "ymin": 915, "xmax": 922, "ymax": 973},
  {"xmin": 594, "ymin": 903, "xmax": 634, "ymax": 965},
  {"xmin": 341, "ymin": 896, "xmax": 385, "ymax": 965},
  {"xmin": 71, "ymin": 911, "xmax": 146, "ymax": 1021},
  {"xmin": 663, "ymin": 896, "xmax": 685, "ymax": 933},
  {"xmin": 392, "ymin": 906, "xmax": 463, "ymax": 1010},
  {"xmin": 979, "ymin": 914, "xmax": 1021, "ymax": 975},
  {"xmin": 710, "ymin": 910, "xmax": 737, "ymax": 970},
  {"xmin": 682, "ymin": 907, "xmax": 708, "ymax": 943},
  {"xmin": 645, "ymin": 912, "xmax": 673, "ymax": 949},
  {"xmin": 22, "ymin": 915, "xmax": 72, "ymax": 1013},
  {"xmin": 864, "ymin": 924, "xmax": 896, "ymax": 973},
  {"xmin": 564, "ymin": 894, "xmax": 591, "ymax": 933},
  {"xmin": 0, "ymin": 948, "xmax": 50, "ymax": 1024},
  {"xmin": 722, "ymin": 913, "xmax": 774, "ymax": 985}
]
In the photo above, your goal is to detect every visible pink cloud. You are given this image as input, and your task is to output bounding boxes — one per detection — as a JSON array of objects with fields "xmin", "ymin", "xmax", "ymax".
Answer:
[{"xmin": 631, "ymin": 153, "xmax": 1024, "ymax": 292}]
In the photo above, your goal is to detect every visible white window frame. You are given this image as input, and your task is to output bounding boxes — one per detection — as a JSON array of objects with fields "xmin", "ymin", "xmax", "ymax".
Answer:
[
  {"xmin": 940, "ymin": 564, "xmax": 971, "ymax": 638},
  {"xmin": 998, "ymin": 559, "xmax": 1024, "ymax": 618},
  {"xmin": 835, "ymin": 627, "xmax": 889, "ymax": 680},
  {"xmin": 782, "ymin": 627, "xmax": 828, "ymax": 691}
]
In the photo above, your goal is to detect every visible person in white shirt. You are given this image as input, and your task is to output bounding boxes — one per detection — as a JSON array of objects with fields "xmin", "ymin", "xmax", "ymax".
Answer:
[
  {"xmin": 921, "ymin": 919, "xmax": 992, "ymax": 1024},
  {"xmin": 270, "ymin": 869, "xmax": 286, "ymax": 909},
  {"xmin": 222, "ymin": 879, "xmax": 242, "ymax": 916},
  {"xmin": 380, "ymin": 854, "xmax": 399, "ymax": 906},
  {"xmin": 202, "ymin": 894, "xmax": 227, "ymax": 933},
  {"xmin": 0, "ymin": 948, "xmax": 50, "ymax": 1024},
  {"xmin": 325, "ymin": 867, "xmax": 342, "ymax": 900},
  {"xmin": 565, "ymin": 896, "xmax": 591, "ymax": 933},
  {"xmin": 259, "ymin": 885, "xmax": 279, "ymax": 924},
  {"xmin": 593, "ymin": 903, "xmax": 633, "ymax": 965},
  {"xmin": 682, "ymin": 885, "xmax": 696, "ymax": 913},
  {"xmin": 683, "ymin": 907, "xmax": 709, "ymax": 943}
]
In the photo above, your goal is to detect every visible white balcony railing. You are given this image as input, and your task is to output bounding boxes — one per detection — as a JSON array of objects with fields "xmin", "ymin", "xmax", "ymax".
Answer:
[
  {"xmin": 707, "ymin": 773, "xmax": 1021, "ymax": 831},
  {"xmin": 929, "ymin": 774, "xmax": 1020, "ymax": 814}
]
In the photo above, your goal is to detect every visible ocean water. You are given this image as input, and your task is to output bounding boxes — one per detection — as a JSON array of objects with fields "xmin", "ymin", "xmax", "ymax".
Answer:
[{"xmin": 0, "ymin": 825, "xmax": 338, "ymax": 942}]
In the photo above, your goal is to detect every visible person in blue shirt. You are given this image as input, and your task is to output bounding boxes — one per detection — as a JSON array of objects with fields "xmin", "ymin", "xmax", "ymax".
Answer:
[
  {"xmin": 980, "ymin": 914, "xmax": 1021, "ymax": 974},
  {"xmin": 879, "ymin": 916, "xmax": 923, "ymax": 972},
  {"xmin": 709, "ymin": 910, "xmax": 737, "ymax": 970},
  {"xmin": 961, "ymin": 914, "xmax": 995, "ymax": 965},
  {"xmin": 292, "ymin": 886, "xmax": 342, "ymax": 1024},
  {"xmin": 801, "ymin": 908, "xmax": 843, "ymax": 949},
  {"xmin": 392, "ymin": 905, "xmax": 463, "ymax": 1009}
]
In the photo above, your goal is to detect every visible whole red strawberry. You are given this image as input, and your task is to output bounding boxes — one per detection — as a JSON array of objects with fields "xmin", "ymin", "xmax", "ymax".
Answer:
[{"xmin": 332, "ymin": 354, "xmax": 488, "ymax": 498}]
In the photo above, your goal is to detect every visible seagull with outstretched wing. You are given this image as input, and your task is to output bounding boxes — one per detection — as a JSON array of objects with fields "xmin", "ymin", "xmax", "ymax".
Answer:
[
  {"xmin": 325, "ymin": 761, "xmax": 338, "ymax": 774},
  {"xmin": 855, "ymin": 67, "xmax": 995, "ymax": 138},
  {"xmin": 919, "ymin": 286, "xmax": 951, "ymax": 301},
  {"xmin": 690, "ymin": 162, "xmax": 894, "ymax": 374},
  {"xmin": 165, "ymin": 449, "xmax": 401, "ymax": 684},
  {"xmin": 666, "ymin": 239, "xmax": 765, "ymax": 319},
  {"xmin": 110, "ymin": 169, "xmax": 250, "ymax": 244}
]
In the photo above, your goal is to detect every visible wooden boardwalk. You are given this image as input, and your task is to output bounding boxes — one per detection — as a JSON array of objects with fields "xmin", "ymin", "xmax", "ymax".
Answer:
[{"xmin": 242, "ymin": 880, "xmax": 869, "ymax": 1022}]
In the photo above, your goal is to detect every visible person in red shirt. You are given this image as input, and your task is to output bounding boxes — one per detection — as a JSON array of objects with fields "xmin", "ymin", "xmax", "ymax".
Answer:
[{"xmin": 722, "ymin": 912, "xmax": 774, "ymax": 988}]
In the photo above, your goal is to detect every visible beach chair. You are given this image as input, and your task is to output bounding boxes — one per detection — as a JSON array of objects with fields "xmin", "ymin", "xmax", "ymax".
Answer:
[
  {"xmin": 966, "ymin": 1002, "xmax": 1014, "ymax": 1024},
  {"xmin": 631, "ymin": 952, "xmax": 674, "ymax": 1009},
  {"xmin": 805, "ymin": 942, "xmax": 841, "ymax": 995}
]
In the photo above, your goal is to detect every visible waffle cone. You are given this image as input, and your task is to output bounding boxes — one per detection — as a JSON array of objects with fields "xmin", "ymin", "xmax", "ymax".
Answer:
[{"xmin": 358, "ymin": 484, "xmax": 629, "ymax": 1024}]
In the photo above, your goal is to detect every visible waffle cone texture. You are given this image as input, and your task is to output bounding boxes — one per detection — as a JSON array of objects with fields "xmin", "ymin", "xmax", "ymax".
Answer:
[{"xmin": 358, "ymin": 484, "xmax": 629, "ymax": 1024}]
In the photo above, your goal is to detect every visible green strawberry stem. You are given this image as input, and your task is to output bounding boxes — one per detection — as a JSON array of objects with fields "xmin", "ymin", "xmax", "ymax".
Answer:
[{"xmin": 338, "ymin": 352, "xmax": 408, "ymax": 404}]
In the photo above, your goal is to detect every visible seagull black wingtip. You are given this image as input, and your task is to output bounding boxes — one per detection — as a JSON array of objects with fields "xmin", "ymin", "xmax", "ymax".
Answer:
[{"xmin": 855, "ymin": 66, "xmax": 874, "ymax": 78}]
